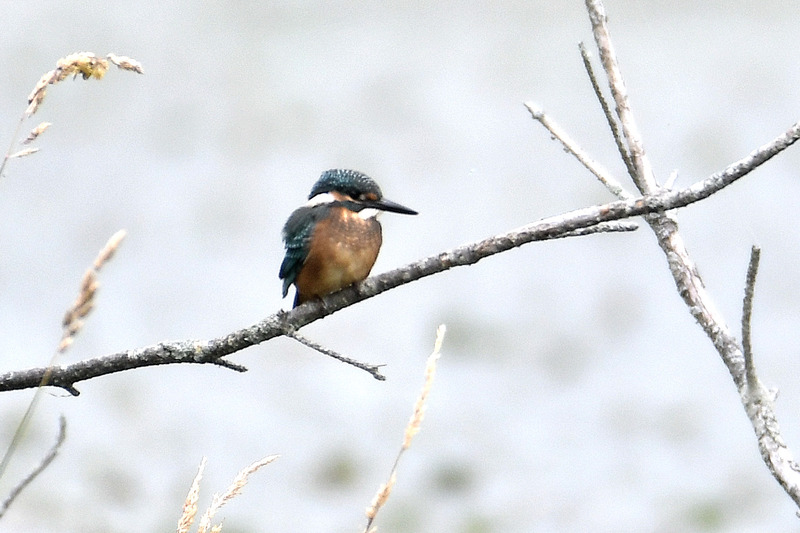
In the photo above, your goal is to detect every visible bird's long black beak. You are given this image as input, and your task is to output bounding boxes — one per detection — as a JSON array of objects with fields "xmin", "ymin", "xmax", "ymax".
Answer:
[{"xmin": 370, "ymin": 198, "xmax": 418, "ymax": 215}]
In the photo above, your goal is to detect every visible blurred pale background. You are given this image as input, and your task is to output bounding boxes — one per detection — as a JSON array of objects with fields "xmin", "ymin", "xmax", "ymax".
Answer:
[{"xmin": 1, "ymin": 1, "xmax": 800, "ymax": 531}]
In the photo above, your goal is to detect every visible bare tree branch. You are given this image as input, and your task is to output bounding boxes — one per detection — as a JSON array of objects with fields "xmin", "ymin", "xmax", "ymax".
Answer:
[
  {"xmin": 1, "ymin": 126, "xmax": 798, "ymax": 395},
  {"xmin": 580, "ymin": 0, "xmax": 800, "ymax": 509},
  {"xmin": 1, "ymin": 11, "xmax": 798, "ymax": 404}
]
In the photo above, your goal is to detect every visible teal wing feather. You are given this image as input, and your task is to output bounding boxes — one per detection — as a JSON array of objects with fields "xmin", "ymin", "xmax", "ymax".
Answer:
[{"xmin": 279, "ymin": 206, "xmax": 327, "ymax": 298}]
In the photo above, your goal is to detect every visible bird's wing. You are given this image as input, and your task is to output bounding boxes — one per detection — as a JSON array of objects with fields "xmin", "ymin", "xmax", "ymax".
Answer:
[{"xmin": 279, "ymin": 205, "xmax": 327, "ymax": 297}]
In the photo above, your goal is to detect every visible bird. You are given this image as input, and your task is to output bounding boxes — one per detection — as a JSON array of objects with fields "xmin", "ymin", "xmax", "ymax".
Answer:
[{"xmin": 279, "ymin": 169, "xmax": 418, "ymax": 307}]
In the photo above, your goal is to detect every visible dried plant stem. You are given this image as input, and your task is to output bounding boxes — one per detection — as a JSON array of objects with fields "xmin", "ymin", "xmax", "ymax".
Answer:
[
  {"xmin": 0, "ymin": 116, "xmax": 27, "ymax": 179},
  {"xmin": 196, "ymin": 455, "xmax": 278, "ymax": 533},
  {"xmin": 0, "ymin": 54, "xmax": 138, "ymax": 499},
  {"xmin": 0, "ymin": 51, "xmax": 142, "ymax": 181},
  {"xmin": 0, "ymin": 416, "xmax": 66, "ymax": 519},
  {"xmin": 59, "ymin": 229, "xmax": 126, "ymax": 352},
  {"xmin": 363, "ymin": 325, "xmax": 445, "ymax": 532},
  {"xmin": 22, "ymin": 122, "xmax": 51, "ymax": 145},
  {"xmin": 177, "ymin": 458, "xmax": 207, "ymax": 533},
  {"xmin": 177, "ymin": 455, "xmax": 279, "ymax": 533},
  {"xmin": 0, "ymin": 230, "xmax": 125, "ymax": 484}
]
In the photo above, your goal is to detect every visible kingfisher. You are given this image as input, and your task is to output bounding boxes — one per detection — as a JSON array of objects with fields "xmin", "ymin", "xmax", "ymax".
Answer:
[{"xmin": 279, "ymin": 169, "xmax": 418, "ymax": 307}]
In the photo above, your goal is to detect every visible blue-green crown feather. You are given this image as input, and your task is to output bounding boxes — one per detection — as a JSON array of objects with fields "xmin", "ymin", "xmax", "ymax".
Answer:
[{"xmin": 308, "ymin": 169, "xmax": 383, "ymax": 201}]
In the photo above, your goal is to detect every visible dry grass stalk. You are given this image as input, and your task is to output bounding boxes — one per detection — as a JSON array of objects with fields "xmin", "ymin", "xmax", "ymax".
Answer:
[
  {"xmin": 27, "ymin": 52, "xmax": 108, "ymax": 116},
  {"xmin": 0, "ymin": 230, "xmax": 127, "ymax": 485},
  {"xmin": 106, "ymin": 53, "xmax": 145, "ymax": 74},
  {"xmin": 0, "ymin": 53, "xmax": 139, "ymax": 503},
  {"xmin": 93, "ymin": 228, "xmax": 127, "ymax": 269},
  {"xmin": 365, "ymin": 471, "xmax": 396, "ymax": 521},
  {"xmin": 363, "ymin": 324, "xmax": 445, "ymax": 531},
  {"xmin": 1, "ymin": 51, "xmax": 143, "ymax": 180},
  {"xmin": 177, "ymin": 457, "xmax": 207, "ymax": 533},
  {"xmin": 7, "ymin": 147, "xmax": 40, "ymax": 159},
  {"xmin": 403, "ymin": 325, "xmax": 445, "ymax": 450},
  {"xmin": 177, "ymin": 455, "xmax": 279, "ymax": 533},
  {"xmin": 59, "ymin": 229, "xmax": 126, "ymax": 352},
  {"xmin": 22, "ymin": 122, "xmax": 51, "ymax": 145},
  {"xmin": 25, "ymin": 51, "xmax": 143, "ymax": 116}
]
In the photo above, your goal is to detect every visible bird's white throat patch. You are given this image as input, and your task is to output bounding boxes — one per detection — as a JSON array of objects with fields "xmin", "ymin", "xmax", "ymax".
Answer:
[{"xmin": 357, "ymin": 208, "xmax": 381, "ymax": 220}]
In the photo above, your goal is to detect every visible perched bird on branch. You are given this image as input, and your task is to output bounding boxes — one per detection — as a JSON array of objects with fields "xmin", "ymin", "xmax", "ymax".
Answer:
[{"xmin": 280, "ymin": 169, "xmax": 417, "ymax": 307}]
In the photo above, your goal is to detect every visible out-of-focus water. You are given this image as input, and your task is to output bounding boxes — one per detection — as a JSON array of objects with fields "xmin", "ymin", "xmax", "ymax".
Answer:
[{"xmin": 1, "ymin": 1, "xmax": 800, "ymax": 531}]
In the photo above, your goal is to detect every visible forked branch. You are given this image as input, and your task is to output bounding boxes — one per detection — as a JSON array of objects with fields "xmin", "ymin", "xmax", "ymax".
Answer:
[{"xmin": 531, "ymin": 0, "xmax": 800, "ymax": 509}]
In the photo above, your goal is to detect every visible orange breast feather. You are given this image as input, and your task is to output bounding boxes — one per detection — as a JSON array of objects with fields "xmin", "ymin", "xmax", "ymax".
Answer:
[{"xmin": 293, "ymin": 208, "xmax": 382, "ymax": 304}]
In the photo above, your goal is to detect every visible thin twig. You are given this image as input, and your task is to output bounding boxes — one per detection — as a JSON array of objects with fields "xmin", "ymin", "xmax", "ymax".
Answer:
[
  {"xmin": 559, "ymin": 220, "xmax": 638, "ymax": 237},
  {"xmin": 578, "ymin": 42, "xmax": 636, "ymax": 183},
  {"xmin": 284, "ymin": 330, "xmax": 386, "ymax": 381},
  {"xmin": 0, "ymin": 416, "xmax": 67, "ymax": 518},
  {"xmin": 585, "ymin": 0, "xmax": 658, "ymax": 193},
  {"xmin": 741, "ymin": 246, "xmax": 761, "ymax": 392},
  {"xmin": 525, "ymin": 102, "xmax": 632, "ymax": 200}
]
